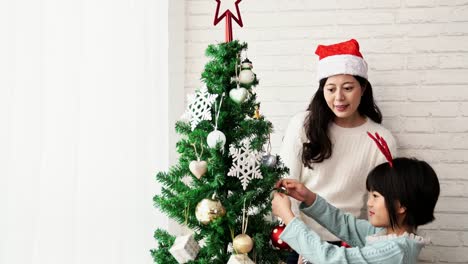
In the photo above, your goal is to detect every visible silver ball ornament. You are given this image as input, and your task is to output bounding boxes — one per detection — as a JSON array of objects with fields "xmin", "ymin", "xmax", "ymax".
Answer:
[{"xmin": 262, "ymin": 154, "xmax": 277, "ymax": 168}]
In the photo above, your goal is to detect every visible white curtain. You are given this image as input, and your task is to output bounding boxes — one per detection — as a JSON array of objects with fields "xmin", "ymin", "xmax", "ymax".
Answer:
[{"xmin": 0, "ymin": 0, "xmax": 182, "ymax": 263}]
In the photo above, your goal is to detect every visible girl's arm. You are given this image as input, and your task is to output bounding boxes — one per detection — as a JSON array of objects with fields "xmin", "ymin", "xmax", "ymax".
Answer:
[
  {"xmin": 299, "ymin": 195, "xmax": 381, "ymax": 247},
  {"xmin": 280, "ymin": 217, "xmax": 407, "ymax": 264},
  {"xmin": 275, "ymin": 180, "xmax": 380, "ymax": 247}
]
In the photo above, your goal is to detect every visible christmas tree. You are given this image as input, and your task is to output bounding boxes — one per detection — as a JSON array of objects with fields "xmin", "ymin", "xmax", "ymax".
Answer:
[{"xmin": 151, "ymin": 40, "xmax": 289, "ymax": 264}]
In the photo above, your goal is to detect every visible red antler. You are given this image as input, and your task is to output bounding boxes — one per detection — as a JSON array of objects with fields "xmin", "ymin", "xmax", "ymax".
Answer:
[{"xmin": 367, "ymin": 131, "xmax": 393, "ymax": 167}]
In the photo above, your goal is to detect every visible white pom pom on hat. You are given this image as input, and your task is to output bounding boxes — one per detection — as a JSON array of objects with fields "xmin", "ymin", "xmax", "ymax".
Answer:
[{"xmin": 315, "ymin": 39, "xmax": 368, "ymax": 81}]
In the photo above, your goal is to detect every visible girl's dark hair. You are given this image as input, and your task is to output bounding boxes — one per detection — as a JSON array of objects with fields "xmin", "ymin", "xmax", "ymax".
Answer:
[
  {"xmin": 366, "ymin": 157, "xmax": 440, "ymax": 230},
  {"xmin": 302, "ymin": 76, "xmax": 382, "ymax": 168}
]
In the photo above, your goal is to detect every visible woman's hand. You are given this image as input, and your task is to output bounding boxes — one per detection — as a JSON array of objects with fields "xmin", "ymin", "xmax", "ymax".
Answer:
[
  {"xmin": 276, "ymin": 179, "xmax": 316, "ymax": 206},
  {"xmin": 271, "ymin": 192, "xmax": 295, "ymax": 224}
]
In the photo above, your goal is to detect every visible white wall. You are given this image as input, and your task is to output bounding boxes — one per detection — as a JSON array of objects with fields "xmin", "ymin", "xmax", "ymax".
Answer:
[
  {"xmin": 185, "ymin": 1, "xmax": 468, "ymax": 263},
  {"xmin": 0, "ymin": 0, "xmax": 183, "ymax": 263}
]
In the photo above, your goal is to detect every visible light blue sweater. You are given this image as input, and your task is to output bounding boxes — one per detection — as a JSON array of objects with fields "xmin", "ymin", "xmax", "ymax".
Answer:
[{"xmin": 280, "ymin": 195, "xmax": 428, "ymax": 264}]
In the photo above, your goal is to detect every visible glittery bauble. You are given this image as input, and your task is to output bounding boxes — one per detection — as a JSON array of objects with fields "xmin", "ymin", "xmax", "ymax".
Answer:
[
  {"xmin": 195, "ymin": 197, "xmax": 226, "ymax": 225},
  {"xmin": 262, "ymin": 153, "xmax": 277, "ymax": 168},
  {"xmin": 233, "ymin": 234, "xmax": 254, "ymax": 254},
  {"xmin": 270, "ymin": 224, "xmax": 291, "ymax": 250},
  {"xmin": 207, "ymin": 130, "xmax": 226, "ymax": 149}
]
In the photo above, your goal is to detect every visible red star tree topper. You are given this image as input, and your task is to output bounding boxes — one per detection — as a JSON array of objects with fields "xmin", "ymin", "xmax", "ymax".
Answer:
[{"xmin": 214, "ymin": 0, "xmax": 243, "ymax": 42}]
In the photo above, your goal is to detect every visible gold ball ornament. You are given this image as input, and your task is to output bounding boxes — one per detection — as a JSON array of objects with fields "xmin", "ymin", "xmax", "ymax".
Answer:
[
  {"xmin": 233, "ymin": 234, "xmax": 254, "ymax": 254},
  {"xmin": 195, "ymin": 197, "xmax": 226, "ymax": 225}
]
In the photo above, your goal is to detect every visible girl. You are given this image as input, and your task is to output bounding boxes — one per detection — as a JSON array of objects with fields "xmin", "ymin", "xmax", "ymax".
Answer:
[
  {"xmin": 281, "ymin": 39, "xmax": 397, "ymax": 262},
  {"xmin": 272, "ymin": 135, "xmax": 440, "ymax": 263}
]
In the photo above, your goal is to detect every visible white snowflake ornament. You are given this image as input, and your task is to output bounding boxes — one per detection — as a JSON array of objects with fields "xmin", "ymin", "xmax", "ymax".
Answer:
[
  {"xmin": 185, "ymin": 86, "xmax": 218, "ymax": 130},
  {"xmin": 227, "ymin": 137, "xmax": 263, "ymax": 190}
]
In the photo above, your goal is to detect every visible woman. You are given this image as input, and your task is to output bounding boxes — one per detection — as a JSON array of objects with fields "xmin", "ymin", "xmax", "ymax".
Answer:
[{"xmin": 280, "ymin": 39, "xmax": 397, "ymax": 264}]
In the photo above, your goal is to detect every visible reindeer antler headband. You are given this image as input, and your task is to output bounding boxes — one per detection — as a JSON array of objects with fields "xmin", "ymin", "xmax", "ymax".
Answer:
[{"xmin": 367, "ymin": 132, "xmax": 393, "ymax": 167}]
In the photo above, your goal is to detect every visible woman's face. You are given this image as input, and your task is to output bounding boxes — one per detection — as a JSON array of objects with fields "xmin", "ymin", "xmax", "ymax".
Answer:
[{"xmin": 323, "ymin": 74, "xmax": 364, "ymax": 126}]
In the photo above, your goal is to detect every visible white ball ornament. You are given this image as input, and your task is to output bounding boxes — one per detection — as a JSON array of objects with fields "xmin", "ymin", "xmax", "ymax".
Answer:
[
  {"xmin": 229, "ymin": 87, "xmax": 249, "ymax": 104},
  {"xmin": 239, "ymin": 69, "xmax": 255, "ymax": 85},
  {"xmin": 207, "ymin": 130, "xmax": 226, "ymax": 149}
]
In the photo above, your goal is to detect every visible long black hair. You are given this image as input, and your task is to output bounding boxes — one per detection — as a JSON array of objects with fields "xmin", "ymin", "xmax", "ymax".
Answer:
[
  {"xmin": 366, "ymin": 157, "xmax": 440, "ymax": 230},
  {"xmin": 301, "ymin": 75, "xmax": 382, "ymax": 168}
]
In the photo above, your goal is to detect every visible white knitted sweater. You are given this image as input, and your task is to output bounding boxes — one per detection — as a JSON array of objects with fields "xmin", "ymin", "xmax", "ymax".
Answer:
[{"xmin": 279, "ymin": 111, "xmax": 397, "ymax": 241}]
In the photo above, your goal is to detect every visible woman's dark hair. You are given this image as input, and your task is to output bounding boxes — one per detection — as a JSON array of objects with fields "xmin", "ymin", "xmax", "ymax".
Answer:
[
  {"xmin": 366, "ymin": 157, "xmax": 440, "ymax": 230},
  {"xmin": 302, "ymin": 75, "xmax": 382, "ymax": 168}
]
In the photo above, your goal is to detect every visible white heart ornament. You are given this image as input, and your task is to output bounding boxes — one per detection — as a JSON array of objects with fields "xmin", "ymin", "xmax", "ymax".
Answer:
[
  {"xmin": 189, "ymin": 160, "xmax": 207, "ymax": 179},
  {"xmin": 229, "ymin": 87, "xmax": 248, "ymax": 104}
]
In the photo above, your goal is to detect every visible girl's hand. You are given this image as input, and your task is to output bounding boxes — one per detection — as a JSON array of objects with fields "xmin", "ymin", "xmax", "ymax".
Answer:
[
  {"xmin": 276, "ymin": 179, "xmax": 316, "ymax": 206},
  {"xmin": 271, "ymin": 192, "xmax": 295, "ymax": 224}
]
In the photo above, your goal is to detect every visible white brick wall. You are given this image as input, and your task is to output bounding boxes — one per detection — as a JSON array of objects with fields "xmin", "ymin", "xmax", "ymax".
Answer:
[{"xmin": 185, "ymin": 1, "xmax": 468, "ymax": 263}]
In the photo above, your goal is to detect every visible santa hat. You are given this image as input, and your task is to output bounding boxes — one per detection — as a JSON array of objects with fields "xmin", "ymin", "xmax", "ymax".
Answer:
[{"xmin": 315, "ymin": 39, "xmax": 368, "ymax": 81}]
